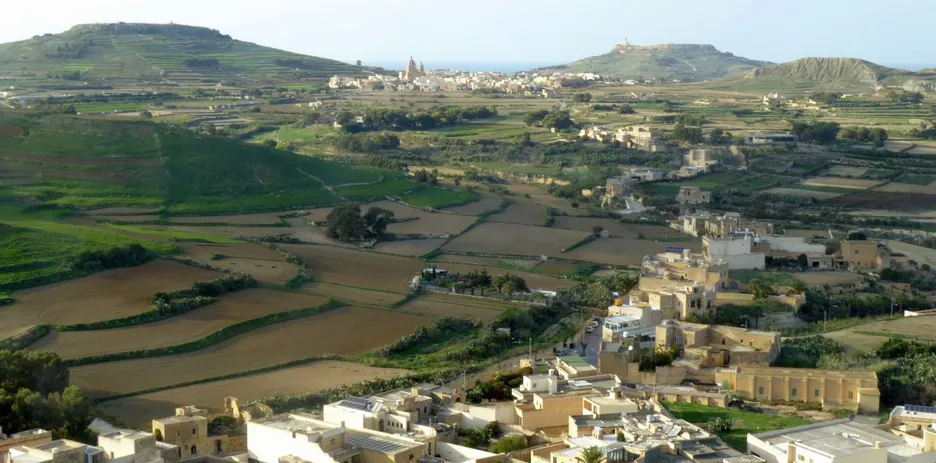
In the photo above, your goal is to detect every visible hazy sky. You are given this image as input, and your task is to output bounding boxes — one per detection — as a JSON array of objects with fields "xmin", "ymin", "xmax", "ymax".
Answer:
[{"xmin": 3, "ymin": 0, "xmax": 933, "ymax": 69}]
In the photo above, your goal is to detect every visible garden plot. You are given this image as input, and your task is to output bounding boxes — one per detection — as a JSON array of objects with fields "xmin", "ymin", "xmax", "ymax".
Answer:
[
  {"xmin": 442, "ymin": 194, "xmax": 504, "ymax": 215},
  {"xmin": 398, "ymin": 293, "xmax": 522, "ymax": 321},
  {"xmin": 764, "ymin": 187, "xmax": 846, "ymax": 200},
  {"xmin": 551, "ymin": 217, "xmax": 679, "ymax": 239},
  {"xmin": 488, "ymin": 201, "xmax": 550, "ymax": 226},
  {"xmin": 374, "ymin": 239, "xmax": 445, "ymax": 257},
  {"xmin": 561, "ymin": 237, "xmax": 701, "ymax": 267},
  {"xmin": 431, "ymin": 262, "xmax": 575, "ymax": 292},
  {"xmin": 300, "ymin": 282, "xmax": 405, "ymax": 308},
  {"xmin": 70, "ymin": 306, "xmax": 431, "ymax": 398},
  {"xmin": 803, "ymin": 177, "xmax": 881, "ymax": 189}
]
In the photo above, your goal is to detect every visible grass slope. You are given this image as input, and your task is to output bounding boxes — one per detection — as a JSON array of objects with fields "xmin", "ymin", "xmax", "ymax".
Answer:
[
  {"xmin": 665, "ymin": 402, "xmax": 813, "ymax": 452},
  {"xmin": 712, "ymin": 57, "xmax": 930, "ymax": 92},
  {"xmin": 0, "ymin": 23, "xmax": 366, "ymax": 89},
  {"xmin": 544, "ymin": 43, "xmax": 768, "ymax": 81}
]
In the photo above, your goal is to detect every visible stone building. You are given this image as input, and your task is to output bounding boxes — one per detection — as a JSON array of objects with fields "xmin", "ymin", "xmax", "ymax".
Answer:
[
  {"xmin": 655, "ymin": 321, "xmax": 781, "ymax": 367},
  {"xmin": 838, "ymin": 240, "xmax": 889, "ymax": 270},
  {"xmin": 715, "ymin": 367, "xmax": 880, "ymax": 413},
  {"xmin": 675, "ymin": 186, "xmax": 711, "ymax": 205}
]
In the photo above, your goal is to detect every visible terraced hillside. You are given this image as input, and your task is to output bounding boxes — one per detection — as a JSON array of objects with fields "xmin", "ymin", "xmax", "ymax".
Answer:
[{"xmin": 0, "ymin": 23, "xmax": 366, "ymax": 89}]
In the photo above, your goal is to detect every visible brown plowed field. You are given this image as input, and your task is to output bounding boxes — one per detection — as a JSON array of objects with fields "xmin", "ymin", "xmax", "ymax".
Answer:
[
  {"xmin": 431, "ymin": 254, "xmax": 540, "ymax": 269},
  {"xmin": 561, "ymin": 237, "xmax": 701, "ymax": 266},
  {"xmin": 827, "ymin": 192, "xmax": 936, "ymax": 211},
  {"xmin": 550, "ymin": 218, "xmax": 676, "ymax": 239},
  {"xmin": 0, "ymin": 149, "xmax": 161, "ymax": 167},
  {"xmin": 29, "ymin": 289, "xmax": 328, "ymax": 359},
  {"xmin": 431, "ymin": 262, "xmax": 575, "ymax": 291},
  {"xmin": 70, "ymin": 306, "xmax": 431, "ymax": 398},
  {"xmin": 90, "ymin": 215, "xmax": 161, "ymax": 222},
  {"xmin": 489, "ymin": 201, "xmax": 549, "ymax": 225},
  {"xmin": 0, "ymin": 125, "xmax": 23, "ymax": 136},
  {"xmin": 301, "ymin": 282, "xmax": 404, "ymax": 307},
  {"xmin": 442, "ymin": 194, "xmax": 504, "ymax": 215},
  {"xmin": 399, "ymin": 293, "xmax": 521, "ymax": 321},
  {"xmin": 443, "ymin": 222, "xmax": 587, "ymax": 257},
  {"xmin": 385, "ymin": 214, "xmax": 477, "ymax": 235},
  {"xmin": 280, "ymin": 244, "xmax": 423, "ymax": 293},
  {"xmin": 1, "ymin": 261, "xmax": 220, "ymax": 341},
  {"xmin": 182, "ymin": 243, "xmax": 286, "ymax": 261},
  {"xmin": 180, "ymin": 243, "xmax": 296, "ymax": 284},
  {"xmin": 98, "ymin": 361, "xmax": 410, "ymax": 428},
  {"xmin": 169, "ymin": 212, "xmax": 292, "ymax": 225},
  {"xmin": 374, "ymin": 239, "xmax": 445, "ymax": 257}
]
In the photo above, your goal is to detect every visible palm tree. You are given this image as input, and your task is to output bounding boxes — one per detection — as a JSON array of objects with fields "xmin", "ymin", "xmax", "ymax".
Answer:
[{"xmin": 576, "ymin": 447, "xmax": 605, "ymax": 463}]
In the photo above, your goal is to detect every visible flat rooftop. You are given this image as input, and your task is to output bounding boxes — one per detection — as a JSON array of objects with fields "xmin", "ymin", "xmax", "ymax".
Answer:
[
  {"xmin": 154, "ymin": 414, "xmax": 206, "ymax": 424},
  {"xmin": 558, "ymin": 355, "xmax": 595, "ymax": 370},
  {"xmin": 345, "ymin": 430, "xmax": 422, "ymax": 455},
  {"xmin": 752, "ymin": 419, "xmax": 907, "ymax": 458},
  {"xmin": 256, "ymin": 414, "xmax": 335, "ymax": 434}
]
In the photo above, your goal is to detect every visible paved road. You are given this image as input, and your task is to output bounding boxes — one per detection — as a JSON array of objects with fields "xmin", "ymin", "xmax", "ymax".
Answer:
[{"xmin": 581, "ymin": 321, "xmax": 603, "ymax": 367}]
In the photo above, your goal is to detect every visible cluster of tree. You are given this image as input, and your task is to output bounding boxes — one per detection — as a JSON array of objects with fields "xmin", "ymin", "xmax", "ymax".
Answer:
[
  {"xmin": 709, "ymin": 127, "xmax": 732, "ymax": 144},
  {"xmin": 909, "ymin": 127, "xmax": 936, "ymax": 140},
  {"xmin": 376, "ymin": 316, "xmax": 478, "ymax": 356},
  {"xmin": 675, "ymin": 113, "xmax": 706, "ymax": 126},
  {"xmin": 880, "ymin": 267, "xmax": 936, "ymax": 291},
  {"xmin": 639, "ymin": 344, "xmax": 682, "ymax": 372},
  {"xmin": 333, "ymin": 132, "xmax": 400, "ymax": 153},
  {"xmin": 207, "ymin": 416, "xmax": 238, "ymax": 436},
  {"xmin": 810, "ymin": 92, "xmax": 841, "ymax": 105},
  {"xmin": 68, "ymin": 244, "xmax": 155, "ymax": 273},
  {"xmin": 412, "ymin": 168, "xmax": 439, "ymax": 185},
  {"xmin": 47, "ymin": 70, "xmax": 82, "ymax": 81},
  {"xmin": 670, "ymin": 123, "xmax": 704, "ymax": 144},
  {"xmin": 572, "ymin": 93, "xmax": 592, "ymax": 103},
  {"xmin": 791, "ymin": 121, "xmax": 841, "ymax": 144},
  {"xmin": 48, "ymin": 39, "xmax": 93, "ymax": 59},
  {"xmin": 558, "ymin": 273, "xmax": 639, "ymax": 308},
  {"xmin": 523, "ymin": 109, "xmax": 573, "ymax": 130},
  {"xmin": 465, "ymin": 368, "xmax": 529, "ymax": 404},
  {"xmin": 885, "ymin": 91, "xmax": 925, "ymax": 104},
  {"xmin": 492, "ymin": 274, "xmax": 529, "ymax": 298},
  {"xmin": 337, "ymin": 106, "xmax": 497, "ymax": 133},
  {"xmin": 765, "ymin": 254, "xmax": 812, "ymax": 271},
  {"xmin": 0, "ymin": 350, "xmax": 95, "ymax": 443},
  {"xmin": 775, "ymin": 336, "xmax": 845, "ymax": 368},
  {"xmin": 151, "ymin": 274, "xmax": 257, "ymax": 315},
  {"xmin": 326, "ymin": 204, "xmax": 395, "ymax": 241},
  {"xmin": 182, "ymin": 58, "xmax": 220, "ymax": 69},
  {"xmin": 797, "ymin": 289, "xmax": 928, "ymax": 323},
  {"xmin": 458, "ymin": 422, "xmax": 500, "ymax": 450},
  {"xmin": 840, "ymin": 126, "xmax": 888, "ymax": 145},
  {"xmin": 685, "ymin": 299, "xmax": 790, "ymax": 329}
]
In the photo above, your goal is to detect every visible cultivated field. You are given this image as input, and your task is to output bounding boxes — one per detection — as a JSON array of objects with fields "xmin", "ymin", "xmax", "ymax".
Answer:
[
  {"xmin": 885, "ymin": 240, "xmax": 936, "ymax": 267},
  {"xmin": 443, "ymin": 222, "xmax": 588, "ymax": 257},
  {"xmin": 432, "ymin": 262, "xmax": 575, "ymax": 291},
  {"xmin": 825, "ymin": 316, "xmax": 936, "ymax": 353},
  {"xmin": 803, "ymin": 177, "xmax": 881, "ymax": 189},
  {"xmin": 1, "ymin": 260, "xmax": 219, "ymax": 341},
  {"xmin": 98, "ymin": 361, "xmax": 409, "ymax": 428},
  {"xmin": 764, "ymin": 187, "xmax": 845, "ymax": 200},
  {"xmin": 442, "ymin": 194, "xmax": 504, "ymax": 215},
  {"xmin": 562, "ymin": 237, "xmax": 701, "ymax": 266},
  {"xmin": 385, "ymin": 214, "xmax": 477, "ymax": 235},
  {"xmin": 89, "ymin": 215, "xmax": 161, "ymax": 222},
  {"xmin": 70, "ymin": 306, "xmax": 431, "ymax": 398},
  {"xmin": 822, "ymin": 166, "xmax": 868, "ymax": 177},
  {"xmin": 399, "ymin": 293, "xmax": 523, "ymax": 321},
  {"xmin": 374, "ymin": 239, "xmax": 445, "ymax": 257},
  {"xmin": 431, "ymin": 254, "xmax": 541, "ymax": 270},
  {"xmin": 300, "ymin": 282, "xmax": 405, "ymax": 307},
  {"xmin": 280, "ymin": 244, "xmax": 423, "ymax": 293},
  {"xmin": 874, "ymin": 182, "xmax": 936, "ymax": 195},
  {"xmin": 550, "ymin": 217, "xmax": 681, "ymax": 239},
  {"xmin": 180, "ymin": 243, "xmax": 296, "ymax": 284},
  {"xmin": 489, "ymin": 201, "xmax": 550, "ymax": 226},
  {"xmin": 87, "ymin": 207, "xmax": 162, "ymax": 215},
  {"xmin": 168, "ymin": 212, "xmax": 293, "ymax": 225},
  {"xmin": 29, "ymin": 289, "xmax": 328, "ymax": 360}
]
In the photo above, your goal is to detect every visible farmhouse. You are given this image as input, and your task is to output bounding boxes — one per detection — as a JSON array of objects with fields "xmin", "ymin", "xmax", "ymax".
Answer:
[
  {"xmin": 715, "ymin": 367, "xmax": 880, "ymax": 413},
  {"xmin": 703, "ymin": 234, "xmax": 766, "ymax": 270},
  {"xmin": 6, "ymin": 428, "xmax": 180, "ymax": 463},
  {"xmin": 511, "ymin": 373, "xmax": 625, "ymax": 430},
  {"xmin": 656, "ymin": 321, "xmax": 781, "ymax": 368},
  {"xmin": 639, "ymin": 247, "xmax": 729, "ymax": 292},
  {"xmin": 1, "ymin": 428, "xmax": 52, "ymax": 463},
  {"xmin": 837, "ymin": 240, "xmax": 890, "ymax": 270},
  {"xmin": 683, "ymin": 149, "xmax": 719, "ymax": 173},
  {"xmin": 615, "ymin": 125, "xmax": 662, "ymax": 152},
  {"xmin": 675, "ymin": 186, "xmax": 711, "ymax": 205}
]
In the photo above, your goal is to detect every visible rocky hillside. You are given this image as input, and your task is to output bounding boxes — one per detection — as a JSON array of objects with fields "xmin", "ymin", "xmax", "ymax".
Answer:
[
  {"xmin": 542, "ymin": 42, "xmax": 769, "ymax": 82},
  {"xmin": 0, "ymin": 23, "xmax": 366, "ymax": 90},
  {"xmin": 722, "ymin": 57, "xmax": 934, "ymax": 91}
]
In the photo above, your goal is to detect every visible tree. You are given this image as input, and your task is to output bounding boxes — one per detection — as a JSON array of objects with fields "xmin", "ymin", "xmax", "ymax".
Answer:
[
  {"xmin": 748, "ymin": 278, "xmax": 774, "ymax": 300},
  {"xmin": 363, "ymin": 207, "xmax": 395, "ymax": 236},
  {"xmin": 518, "ymin": 132, "xmax": 533, "ymax": 147},
  {"xmin": 572, "ymin": 93, "xmax": 592, "ymax": 103},
  {"xmin": 523, "ymin": 110, "xmax": 549, "ymax": 126},
  {"xmin": 490, "ymin": 435, "xmax": 527, "ymax": 453},
  {"xmin": 327, "ymin": 204, "xmax": 367, "ymax": 241},
  {"xmin": 796, "ymin": 253, "xmax": 809, "ymax": 269},
  {"xmin": 706, "ymin": 416, "xmax": 733, "ymax": 434},
  {"xmin": 140, "ymin": 110, "xmax": 153, "ymax": 119},
  {"xmin": 618, "ymin": 104, "xmax": 635, "ymax": 115},
  {"xmin": 576, "ymin": 447, "xmax": 605, "ymax": 463},
  {"xmin": 672, "ymin": 123, "xmax": 703, "ymax": 144},
  {"xmin": 541, "ymin": 110, "xmax": 573, "ymax": 130},
  {"xmin": 710, "ymin": 127, "xmax": 726, "ymax": 144},
  {"xmin": 355, "ymin": 60, "xmax": 362, "ymax": 66},
  {"xmin": 61, "ymin": 105, "xmax": 77, "ymax": 115}
]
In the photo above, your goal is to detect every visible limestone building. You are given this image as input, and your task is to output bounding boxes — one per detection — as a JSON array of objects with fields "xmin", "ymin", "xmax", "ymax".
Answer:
[
  {"xmin": 715, "ymin": 367, "xmax": 880, "ymax": 413},
  {"xmin": 676, "ymin": 186, "xmax": 711, "ymax": 205},
  {"xmin": 656, "ymin": 321, "xmax": 781, "ymax": 367}
]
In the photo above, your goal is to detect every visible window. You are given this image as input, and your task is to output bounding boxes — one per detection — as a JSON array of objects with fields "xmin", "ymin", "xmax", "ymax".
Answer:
[
  {"xmin": 791, "ymin": 388, "xmax": 797, "ymax": 398},
  {"xmin": 409, "ymin": 454, "xmax": 414, "ymax": 461},
  {"xmin": 192, "ymin": 428, "xmax": 197, "ymax": 436},
  {"xmin": 848, "ymin": 391, "xmax": 854, "ymax": 399},
  {"xmin": 191, "ymin": 445, "xmax": 197, "ymax": 456},
  {"xmin": 758, "ymin": 386, "xmax": 764, "ymax": 396},
  {"xmin": 176, "ymin": 430, "xmax": 180, "ymax": 437},
  {"xmin": 330, "ymin": 439, "xmax": 335, "ymax": 446},
  {"xmin": 815, "ymin": 389, "xmax": 820, "ymax": 398}
]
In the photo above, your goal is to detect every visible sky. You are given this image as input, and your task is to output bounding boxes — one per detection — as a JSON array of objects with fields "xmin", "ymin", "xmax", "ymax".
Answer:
[{"xmin": 2, "ymin": 0, "xmax": 934, "ymax": 70}]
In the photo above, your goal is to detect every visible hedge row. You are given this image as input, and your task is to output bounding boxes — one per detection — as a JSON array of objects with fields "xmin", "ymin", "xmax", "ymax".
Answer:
[
  {"xmin": 66, "ymin": 299, "xmax": 345, "ymax": 366},
  {"xmin": 0, "ymin": 325, "xmax": 51, "ymax": 350},
  {"xmin": 57, "ymin": 296, "xmax": 218, "ymax": 331}
]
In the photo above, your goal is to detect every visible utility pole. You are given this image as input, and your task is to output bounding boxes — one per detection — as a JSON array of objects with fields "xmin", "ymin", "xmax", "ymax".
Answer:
[
  {"xmin": 529, "ymin": 337, "xmax": 532, "ymax": 361},
  {"xmin": 824, "ymin": 310, "xmax": 828, "ymax": 333}
]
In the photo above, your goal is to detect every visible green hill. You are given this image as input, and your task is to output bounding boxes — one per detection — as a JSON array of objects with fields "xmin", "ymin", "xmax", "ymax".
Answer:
[
  {"xmin": 543, "ymin": 43, "xmax": 769, "ymax": 82},
  {"xmin": 0, "ymin": 23, "xmax": 366, "ymax": 90},
  {"xmin": 713, "ymin": 57, "xmax": 935, "ymax": 92}
]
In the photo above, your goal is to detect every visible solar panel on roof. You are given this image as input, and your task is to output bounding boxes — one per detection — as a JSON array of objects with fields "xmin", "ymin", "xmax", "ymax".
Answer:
[
  {"xmin": 906, "ymin": 404, "xmax": 936, "ymax": 414},
  {"xmin": 665, "ymin": 246, "xmax": 686, "ymax": 254},
  {"xmin": 340, "ymin": 396, "xmax": 374, "ymax": 411}
]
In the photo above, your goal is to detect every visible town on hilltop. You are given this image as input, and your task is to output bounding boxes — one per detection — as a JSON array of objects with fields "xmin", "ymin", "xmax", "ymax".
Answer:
[{"xmin": 1, "ymin": 12, "xmax": 936, "ymax": 463}]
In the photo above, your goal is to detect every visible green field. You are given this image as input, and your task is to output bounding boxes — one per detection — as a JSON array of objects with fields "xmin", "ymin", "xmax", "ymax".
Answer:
[
  {"xmin": 729, "ymin": 270, "xmax": 802, "ymax": 287},
  {"xmin": 642, "ymin": 172, "xmax": 783, "ymax": 196},
  {"xmin": 898, "ymin": 175, "xmax": 936, "ymax": 185},
  {"xmin": 400, "ymin": 188, "xmax": 479, "ymax": 208},
  {"xmin": 664, "ymin": 402, "xmax": 814, "ymax": 451}
]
